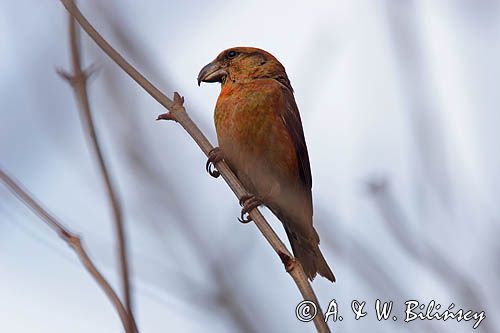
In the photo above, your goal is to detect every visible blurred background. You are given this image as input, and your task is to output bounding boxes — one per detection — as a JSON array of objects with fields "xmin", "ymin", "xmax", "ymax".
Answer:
[{"xmin": 1, "ymin": 0, "xmax": 499, "ymax": 332}]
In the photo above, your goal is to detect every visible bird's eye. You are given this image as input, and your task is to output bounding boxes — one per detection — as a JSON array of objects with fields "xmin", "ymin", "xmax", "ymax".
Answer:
[{"xmin": 227, "ymin": 50, "xmax": 237, "ymax": 58}]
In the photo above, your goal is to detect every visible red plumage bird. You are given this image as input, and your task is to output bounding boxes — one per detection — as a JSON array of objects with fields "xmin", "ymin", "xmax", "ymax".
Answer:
[{"xmin": 198, "ymin": 47, "xmax": 335, "ymax": 282}]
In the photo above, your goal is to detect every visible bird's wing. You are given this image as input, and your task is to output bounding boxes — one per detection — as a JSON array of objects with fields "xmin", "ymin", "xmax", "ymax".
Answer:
[{"xmin": 277, "ymin": 82, "xmax": 313, "ymax": 212}]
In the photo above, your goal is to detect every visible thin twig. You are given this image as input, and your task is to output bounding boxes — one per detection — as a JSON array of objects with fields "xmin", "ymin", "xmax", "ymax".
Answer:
[
  {"xmin": 57, "ymin": 10, "xmax": 135, "ymax": 333},
  {"xmin": 0, "ymin": 169, "xmax": 130, "ymax": 331},
  {"xmin": 60, "ymin": 1, "xmax": 331, "ymax": 332}
]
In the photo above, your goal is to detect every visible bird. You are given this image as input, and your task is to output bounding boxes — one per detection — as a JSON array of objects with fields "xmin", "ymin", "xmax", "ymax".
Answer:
[{"xmin": 197, "ymin": 47, "xmax": 335, "ymax": 282}]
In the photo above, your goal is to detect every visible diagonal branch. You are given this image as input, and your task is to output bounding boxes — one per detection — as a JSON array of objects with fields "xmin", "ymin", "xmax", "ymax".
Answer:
[
  {"xmin": 60, "ymin": 1, "xmax": 331, "ymax": 332},
  {"xmin": 57, "ymin": 11, "xmax": 135, "ymax": 333},
  {"xmin": 0, "ymin": 169, "xmax": 131, "ymax": 331}
]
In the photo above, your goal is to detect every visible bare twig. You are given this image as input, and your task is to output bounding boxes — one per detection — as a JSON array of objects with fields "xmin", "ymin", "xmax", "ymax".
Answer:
[
  {"xmin": 0, "ymin": 169, "xmax": 131, "ymax": 331},
  {"xmin": 57, "ymin": 11, "xmax": 135, "ymax": 333},
  {"xmin": 60, "ymin": 1, "xmax": 331, "ymax": 332}
]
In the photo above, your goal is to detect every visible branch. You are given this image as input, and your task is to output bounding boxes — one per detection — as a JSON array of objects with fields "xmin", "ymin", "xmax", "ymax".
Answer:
[
  {"xmin": 0, "ymin": 169, "xmax": 131, "ymax": 331},
  {"xmin": 367, "ymin": 177, "xmax": 494, "ymax": 333},
  {"xmin": 60, "ymin": 1, "xmax": 330, "ymax": 332},
  {"xmin": 57, "ymin": 10, "xmax": 135, "ymax": 333}
]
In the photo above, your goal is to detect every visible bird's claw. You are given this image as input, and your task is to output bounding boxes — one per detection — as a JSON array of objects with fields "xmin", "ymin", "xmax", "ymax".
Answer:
[
  {"xmin": 238, "ymin": 212, "xmax": 252, "ymax": 224},
  {"xmin": 206, "ymin": 147, "xmax": 224, "ymax": 178},
  {"xmin": 238, "ymin": 194, "xmax": 263, "ymax": 223}
]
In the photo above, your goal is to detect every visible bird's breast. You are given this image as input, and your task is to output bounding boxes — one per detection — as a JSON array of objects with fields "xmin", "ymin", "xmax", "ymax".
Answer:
[{"xmin": 213, "ymin": 79, "xmax": 298, "ymax": 188}]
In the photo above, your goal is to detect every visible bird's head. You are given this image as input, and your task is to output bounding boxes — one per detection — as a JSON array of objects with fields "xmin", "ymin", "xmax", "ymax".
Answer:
[{"xmin": 197, "ymin": 47, "xmax": 291, "ymax": 90}]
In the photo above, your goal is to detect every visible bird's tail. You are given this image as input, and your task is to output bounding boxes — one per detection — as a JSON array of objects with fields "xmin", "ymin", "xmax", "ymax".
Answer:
[{"xmin": 283, "ymin": 224, "xmax": 336, "ymax": 282}]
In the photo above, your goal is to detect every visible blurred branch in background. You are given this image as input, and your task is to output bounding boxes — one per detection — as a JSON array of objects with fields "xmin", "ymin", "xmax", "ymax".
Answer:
[
  {"xmin": 0, "ymin": 169, "xmax": 132, "ymax": 331},
  {"xmin": 384, "ymin": 0, "xmax": 452, "ymax": 211},
  {"xmin": 60, "ymin": 0, "xmax": 331, "ymax": 332},
  {"xmin": 367, "ymin": 177, "xmax": 495, "ymax": 333},
  {"xmin": 318, "ymin": 206, "xmax": 439, "ymax": 333},
  {"xmin": 57, "ymin": 11, "xmax": 136, "ymax": 332}
]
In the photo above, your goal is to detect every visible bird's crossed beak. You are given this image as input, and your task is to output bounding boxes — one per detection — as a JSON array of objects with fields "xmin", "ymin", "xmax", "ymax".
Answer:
[{"xmin": 197, "ymin": 61, "xmax": 227, "ymax": 86}]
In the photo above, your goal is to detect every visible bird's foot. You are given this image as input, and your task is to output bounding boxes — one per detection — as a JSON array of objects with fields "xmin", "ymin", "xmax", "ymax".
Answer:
[
  {"xmin": 205, "ymin": 147, "xmax": 224, "ymax": 178},
  {"xmin": 238, "ymin": 194, "xmax": 263, "ymax": 223}
]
